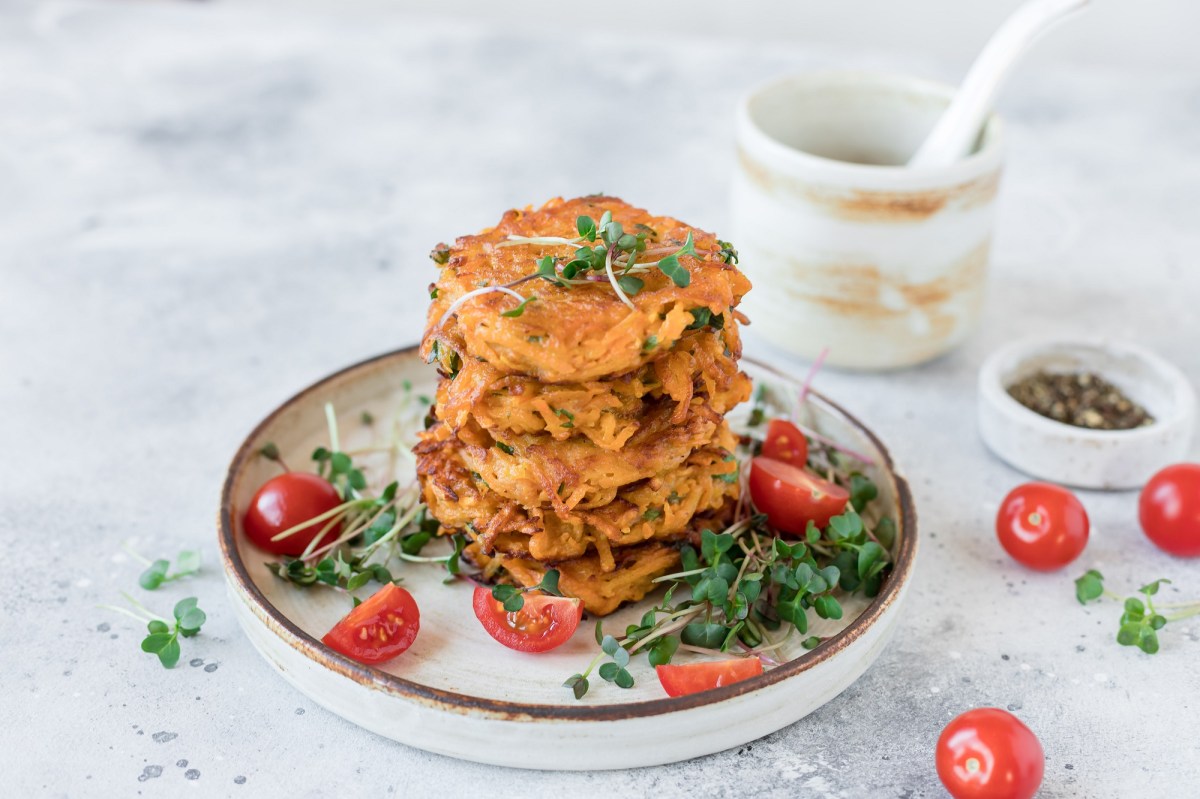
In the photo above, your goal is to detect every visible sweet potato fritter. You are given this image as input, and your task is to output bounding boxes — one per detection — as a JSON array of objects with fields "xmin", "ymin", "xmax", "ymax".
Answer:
[
  {"xmin": 435, "ymin": 328, "xmax": 751, "ymax": 450},
  {"xmin": 420, "ymin": 403, "xmax": 737, "ymax": 513},
  {"xmin": 415, "ymin": 431, "xmax": 739, "ymax": 566},
  {"xmin": 464, "ymin": 541, "xmax": 682, "ymax": 617},
  {"xmin": 422, "ymin": 196, "xmax": 752, "ymax": 383}
]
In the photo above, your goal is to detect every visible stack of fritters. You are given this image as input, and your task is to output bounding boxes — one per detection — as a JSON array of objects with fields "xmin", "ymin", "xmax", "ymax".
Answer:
[{"xmin": 415, "ymin": 196, "xmax": 752, "ymax": 615}]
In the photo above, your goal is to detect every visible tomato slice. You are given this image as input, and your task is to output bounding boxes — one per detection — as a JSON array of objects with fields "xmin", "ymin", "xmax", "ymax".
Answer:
[
  {"xmin": 656, "ymin": 658, "xmax": 763, "ymax": 697},
  {"xmin": 244, "ymin": 472, "xmax": 343, "ymax": 556},
  {"xmin": 749, "ymin": 456, "xmax": 849, "ymax": 534},
  {"xmin": 322, "ymin": 584, "xmax": 420, "ymax": 664},
  {"xmin": 472, "ymin": 586, "xmax": 583, "ymax": 653},
  {"xmin": 762, "ymin": 419, "xmax": 809, "ymax": 469}
]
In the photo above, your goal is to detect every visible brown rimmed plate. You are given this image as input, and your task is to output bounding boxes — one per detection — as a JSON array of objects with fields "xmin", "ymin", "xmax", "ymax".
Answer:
[{"xmin": 218, "ymin": 347, "xmax": 917, "ymax": 770}]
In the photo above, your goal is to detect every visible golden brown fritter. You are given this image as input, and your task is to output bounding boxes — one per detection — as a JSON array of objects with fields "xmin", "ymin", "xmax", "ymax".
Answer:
[
  {"xmin": 422, "ymin": 196, "xmax": 752, "ymax": 383},
  {"xmin": 415, "ymin": 430, "xmax": 739, "ymax": 566},
  {"xmin": 420, "ymin": 410, "xmax": 737, "ymax": 514},
  {"xmin": 435, "ymin": 328, "xmax": 751, "ymax": 450},
  {"xmin": 465, "ymin": 541, "xmax": 682, "ymax": 617}
]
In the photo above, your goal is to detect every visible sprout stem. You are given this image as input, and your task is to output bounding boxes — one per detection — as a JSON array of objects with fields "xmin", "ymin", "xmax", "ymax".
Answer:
[
  {"xmin": 325, "ymin": 402, "xmax": 341, "ymax": 454},
  {"xmin": 437, "ymin": 285, "xmax": 529, "ymax": 328},
  {"xmin": 604, "ymin": 246, "xmax": 635, "ymax": 310}
]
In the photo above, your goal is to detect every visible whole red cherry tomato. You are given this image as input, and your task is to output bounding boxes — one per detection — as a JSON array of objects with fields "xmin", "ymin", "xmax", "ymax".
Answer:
[
  {"xmin": 244, "ymin": 472, "xmax": 343, "ymax": 556},
  {"xmin": 762, "ymin": 419, "xmax": 809, "ymax": 469},
  {"xmin": 995, "ymin": 482, "xmax": 1089, "ymax": 571},
  {"xmin": 936, "ymin": 707, "xmax": 1044, "ymax": 799},
  {"xmin": 1138, "ymin": 463, "xmax": 1200, "ymax": 557}
]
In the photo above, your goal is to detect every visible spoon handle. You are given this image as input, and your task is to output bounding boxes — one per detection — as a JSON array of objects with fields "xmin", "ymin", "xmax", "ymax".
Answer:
[{"xmin": 908, "ymin": 0, "xmax": 1090, "ymax": 169}]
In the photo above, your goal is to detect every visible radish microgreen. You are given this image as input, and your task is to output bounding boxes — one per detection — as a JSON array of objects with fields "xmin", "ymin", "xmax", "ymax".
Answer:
[
  {"xmin": 101, "ymin": 592, "xmax": 207, "ymax": 669},
  {"xmin": 1075, "ymin": 571, "xmax": 1200, "ymax": 655},
  {"xmin": 490, "ymin": 569, "xmax": 562, "ymax": 612},
  {"xmin": 432, "ymin": 212, "xmax": 726, "ymax": 324},
  {"xmin": 123, "ymin": 545, "xmax": 202, "ymax": 590},
  {"xmin": 563, "ymin": 497, "xmax": 894, "ymax": 699}
]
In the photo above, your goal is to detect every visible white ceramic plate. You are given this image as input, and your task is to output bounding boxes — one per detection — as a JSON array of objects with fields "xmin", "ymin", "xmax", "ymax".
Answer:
[{"xmin": 218, "ymin": 348, "xmax": 918, "ymax": 770}]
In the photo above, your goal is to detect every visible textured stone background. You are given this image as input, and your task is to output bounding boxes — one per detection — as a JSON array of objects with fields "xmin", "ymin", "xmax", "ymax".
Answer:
[{"xmin": 2, "ymin": 2, "xmax": 1198, "ymax": 797}]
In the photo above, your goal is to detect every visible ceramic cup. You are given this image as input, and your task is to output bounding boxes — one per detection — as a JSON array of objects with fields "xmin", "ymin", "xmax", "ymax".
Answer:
[{"xmin": 731, "ymin": 71, "xmax": 1005, "ymax": 370}]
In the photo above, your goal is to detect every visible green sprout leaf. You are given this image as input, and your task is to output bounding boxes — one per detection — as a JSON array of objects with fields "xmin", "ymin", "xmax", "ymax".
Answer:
[
  {"xmin": 617, "ymin": 275, "xmax": 644, "ymax": 296},
  {"xmin": 137, "ymin": 550, "xmax": 202, "ymax": 591},
  {"xmin": 576, "ymin": 215, "xmax": 597, "ymax": 241},
  {"xmin": 1075, "ymin": 570, "xmax": 1104, "ymax": 604},
  {"xmin": 535, "ymin": 569, "xmax": 562, "ymax": 596},
  {"xmin": 1139, "ymin": 579, "xmax": 1171, "ymax": 597},
  {"xmin": 849, "ymin": 474, "xmax": 878, "ymax": 512},
  {"xmin": 656, "ymin": 255, "xmax": 690, "ymax": 288},
  {"xmin": 648, "ymin": 635, "xmax": 679, "ymax": 667},
  {"xmin": 564, "ymin": 673, "xmax": 589, "ymax": 699},
  {"xmin": 681, "ymin": 622, "xmax": 726, "ymax": 649},
  {"xmin": 500, "ymin": 295, "xmax": 537, "ymax": 318}
]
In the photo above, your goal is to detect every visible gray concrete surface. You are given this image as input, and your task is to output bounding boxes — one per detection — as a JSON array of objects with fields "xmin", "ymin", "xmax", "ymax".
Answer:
[{"xmin": 2, "ymin": 2, "xmax": 1198, "ymax": 797}]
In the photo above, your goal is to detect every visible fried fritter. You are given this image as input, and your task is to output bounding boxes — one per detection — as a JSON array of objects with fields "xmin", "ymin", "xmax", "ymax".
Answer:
[
  {"xmin": 415, "ymin": 430, "xmax": 738, "ymax": 566},
  {"xmin": 435, "ymin": 327, "xmax": 751, "ymax": 450},
  {"xmin": 420, "ymin": 409, "xmax": 738, "ymax": 514},
  {"xmin": 465, "ymin": 541, "xmax": 682, "ymax": 617},
  {"xmin": 422, "ymin": 196, "xmax": 752, "ymax": 383}
]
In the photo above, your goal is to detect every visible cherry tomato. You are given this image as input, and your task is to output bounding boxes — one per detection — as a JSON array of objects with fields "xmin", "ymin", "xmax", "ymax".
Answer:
[
  {"xmin": 322, "ymin": 584, "xmax": 420, "ymax": 664},
  {"xmin": 472, "ymin": 587, "xmax": 583, "ymax": 653},
  {"xmin": 1138, "ymin": 463, "xmax": 1200, "ymax": 557},
  {"xmin": 995, "ymin": 482, "xmax": 1089, "ymax": 571},
  {"xmin": 243, "ymin": 472, "xmax": 343, "ymax": 556},
  {"xmin": 749, "ymin": 456, "xmax": 849, "ymax": 534},
  {"xmin": 936, "ymin": 707, "xmax": 1044, "ymax": 799},
  {"xmin": 762, "ymin": 419, "xmax": 809, "ymax": 469},
  {"xmin": 655, "ymin": 658, "xmax": 763, "ymax": 697}
]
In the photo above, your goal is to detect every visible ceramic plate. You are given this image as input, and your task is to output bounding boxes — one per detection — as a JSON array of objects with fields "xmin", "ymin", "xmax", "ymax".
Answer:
[{"xmin": 218, "ymin": 348, "xmax": 918, "ymax": 770}]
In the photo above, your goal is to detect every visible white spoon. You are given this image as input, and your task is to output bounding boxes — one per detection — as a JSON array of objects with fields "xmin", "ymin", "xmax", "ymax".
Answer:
[{"xmin": 908, "ymin": 0, "xmax": 1091, "ymax": 169}]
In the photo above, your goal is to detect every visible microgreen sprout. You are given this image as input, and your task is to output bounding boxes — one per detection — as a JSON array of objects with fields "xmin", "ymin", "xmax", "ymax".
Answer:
[
  {"xmin": 432, "ymin": 211, "xmax": 727, "ymax": 324},
  {"xmin": 1074, "ymin": 570, "xmax": 1200, "ymax": 655},
  {"xmin": 258, "ymin": 441, "xmax": 290, "ymax": 472},
  {"xmin": 123, "ymin": 545, "xmax": 202, "ymax": 590},
  {"xmin": 564, "ymin": 630, "xmax": 635, "ymax": 699},
  {"xmin": 564, "ymin": 498, "xmax": 893, "ymax": 699},
  {"xmin": 100, "ymin": 592, "xmax": 207, "ymax": 669},
  {"xmin": 264, "ymin": 401, "xmax": 477, "ymax": 596},
  {"xmin": 490, "ymin": 570, "xmax": 563, "ymax": 612}
]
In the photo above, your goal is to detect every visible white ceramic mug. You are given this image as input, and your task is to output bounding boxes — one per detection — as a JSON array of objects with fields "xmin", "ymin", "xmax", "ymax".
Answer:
[{"xmin": 731, "ymin": 71, "xmax": 1005, "ymax": 370}]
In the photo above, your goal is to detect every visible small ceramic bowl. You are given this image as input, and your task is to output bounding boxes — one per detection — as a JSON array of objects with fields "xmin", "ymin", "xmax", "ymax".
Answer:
[{"xmin": 978, "ymin": 338, "xmax": 1197, "ymax": 490}]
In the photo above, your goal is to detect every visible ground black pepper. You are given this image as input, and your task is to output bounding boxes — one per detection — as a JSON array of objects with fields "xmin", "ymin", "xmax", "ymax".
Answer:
[{"xmin": 1006, "ymin": 371, "xmax": 1154, "ymax": 430}]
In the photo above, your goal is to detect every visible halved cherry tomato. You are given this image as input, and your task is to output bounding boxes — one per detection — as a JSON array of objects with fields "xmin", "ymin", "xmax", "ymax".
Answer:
[
  {"xmin": 243, "ymin": 472, "xmax": 343, "ymax": 556},
  {"xmin": 749, "ymin": 456, "xmax": 849, "ymax": 534},
  {"xmin": 995, "ymin": 482, "xmax": 1089, "ymax": 571},
  {"xmin": 936, "ymin": 707, "xmax": 1044, "ymax": 799},
  {"xmin": 655, "ymin": 657, "xmax": 763, "ymax": 697},
  {"xmin": 762, "ymin": 419, "xmax": 809, "ymax": 469},
  {"xmin": 1139, "ymin": 463, "xmax": 1200, "ymax": 557},
  {"xmin": 322, "ymin": 584, "xmax": 420, "ymax": 664},
  {"xmin": 472, "ymin": 587, "xmax": 583, "ymax": 653}
]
